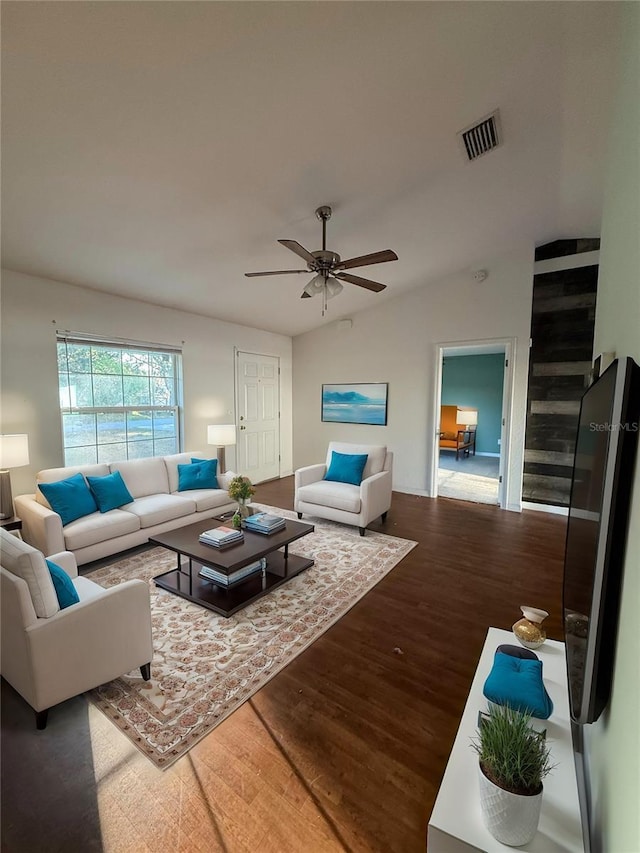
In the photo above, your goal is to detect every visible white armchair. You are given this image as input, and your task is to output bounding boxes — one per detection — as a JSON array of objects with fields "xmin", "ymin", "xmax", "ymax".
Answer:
[
  {"xmin": 294, "ymin": 442, "xmax": 393, "ymax": 535},
  {"xmin": 0, "ymin": 528, "xmax": 153, "ymax": 728}
]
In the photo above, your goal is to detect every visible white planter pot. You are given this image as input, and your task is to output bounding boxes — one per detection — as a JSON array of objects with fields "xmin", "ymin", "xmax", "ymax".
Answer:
[{"xmin": 478, "ymin": 765, "xmax": 543, "ymax": 846}]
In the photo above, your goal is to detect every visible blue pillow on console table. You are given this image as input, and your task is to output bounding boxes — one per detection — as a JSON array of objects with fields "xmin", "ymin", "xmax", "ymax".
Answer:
[
  {"xmin": 86, "ymin": 471, "xmax": 134, "ymax": 513},
  {"xmin": 38, "ymin": 473, "xmax": 98, "ymax": 526},
  {"xmin": 483, "ymin": 650, "xmax": 554, "ymax": 720},
  {"xmin": 46, "ymin": 559, "xmax": 80, "ymax": 609},
  {"xmin": 178, "ymin": 458, "xmax": 219, "ymax": 491},
  {"xmin": 324, "ymin": 451, "xmax": 368, "ymax": 486}
]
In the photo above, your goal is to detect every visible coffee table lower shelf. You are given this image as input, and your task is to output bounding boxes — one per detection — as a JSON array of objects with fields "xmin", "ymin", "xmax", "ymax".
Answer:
[{"xmin": 153, "ymin": 550, "xmax": 314, "ymax": 617}]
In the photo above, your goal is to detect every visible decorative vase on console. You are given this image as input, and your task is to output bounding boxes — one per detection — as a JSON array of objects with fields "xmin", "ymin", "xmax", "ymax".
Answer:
[{"xmin": 512, "ymin": 606, "xmax": 548, "ymax": 650}]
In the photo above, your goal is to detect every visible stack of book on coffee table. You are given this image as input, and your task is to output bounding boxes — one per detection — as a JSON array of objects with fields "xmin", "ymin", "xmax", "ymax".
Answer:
[
  {"xmin": 243, "ymin": 512, "xmax": 286, "ymax": 535},
  {"xmin": 199, "ymin": 525, "xmax": 243, "ymax": 548},
  {"xmin": 199, "ymin": 557, "xmax": 267, "ymax": 587}
]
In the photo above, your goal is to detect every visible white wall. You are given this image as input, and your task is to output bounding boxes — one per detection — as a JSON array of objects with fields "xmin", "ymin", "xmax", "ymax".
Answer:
[
  {"xmin": 0, "ymin": 269, "xmax": 293, "ymax": 495},
  {"xmin": 292, "ymin": 245, "xmax": 534, "ymax": 510},
  {"xmin": 584, "ymin": 5, "xmax": 640, "ymax": 851}
]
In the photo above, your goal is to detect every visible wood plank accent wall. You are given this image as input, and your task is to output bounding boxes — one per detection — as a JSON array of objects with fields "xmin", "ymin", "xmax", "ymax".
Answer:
[{"xmin": 523, "ymin": 241, "xmax": 599, "ymax": 506}]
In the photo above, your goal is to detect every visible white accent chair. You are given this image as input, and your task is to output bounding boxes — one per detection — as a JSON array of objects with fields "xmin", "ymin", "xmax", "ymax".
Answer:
[
  {"xmin": 294, "ymin": 442, "xmax": 393, "ymax": 536},
  {"xmin": 0, "ymin": 529, "xmax": 153, "ymax": 729}
]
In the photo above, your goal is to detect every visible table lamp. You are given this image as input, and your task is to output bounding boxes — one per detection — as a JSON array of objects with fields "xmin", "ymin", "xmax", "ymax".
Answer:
[
  {"xmin": 457, "ymin": 409, "xmax": 478, "ymax": 431},
  {"xmin": 207, "ymin": 424, "xmax": 236, "ymax": 473},
  {"xmin": 0, "ymin": 434, "xmax": 30, "ymax": 519}
]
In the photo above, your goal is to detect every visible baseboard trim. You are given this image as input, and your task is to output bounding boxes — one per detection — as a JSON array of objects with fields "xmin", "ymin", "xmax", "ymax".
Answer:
[
  {"xmin": 393, "ymin": 486, "xmax": 432, "ymax": 498},
  {"xmin": 522, "ymin": 501, "xmax": 569, "ymax": 516}
]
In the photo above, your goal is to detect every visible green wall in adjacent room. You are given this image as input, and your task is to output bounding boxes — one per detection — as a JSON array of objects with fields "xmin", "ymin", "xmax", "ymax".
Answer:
[{"xmin": 441, "ymin": 353, "xmax": 504, "ymax": 454}]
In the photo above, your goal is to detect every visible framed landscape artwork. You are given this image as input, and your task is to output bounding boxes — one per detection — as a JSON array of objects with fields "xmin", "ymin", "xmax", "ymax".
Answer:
[{"xmin": 321, "ymin": 383, "xmax": 388, "ymax": 426}]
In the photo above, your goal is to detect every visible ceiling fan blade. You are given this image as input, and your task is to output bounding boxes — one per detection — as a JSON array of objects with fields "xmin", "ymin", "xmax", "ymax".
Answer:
[
  {"xmin": 278, "ymin": 239, "xmax": 317, "ymax": 265},
  {"xmin": 244, "ymin": 269, "xmax": 308, "ymax": 277},
  {"xmin": 300, "ymin": 291, "xmax": 312, "ymax": 299},
  {"xmin": 335, "ymin": 272, "xmax": 387, "ymax": 292},
  {"xmin": 336, "ymin": 249, "xmax": 398, "ymax": 271}
]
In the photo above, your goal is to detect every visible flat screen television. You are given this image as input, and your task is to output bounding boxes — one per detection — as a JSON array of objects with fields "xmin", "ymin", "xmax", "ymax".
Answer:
[{"xmin": 563, "ymin": 356, "xmax": 640, "ymax": 725}]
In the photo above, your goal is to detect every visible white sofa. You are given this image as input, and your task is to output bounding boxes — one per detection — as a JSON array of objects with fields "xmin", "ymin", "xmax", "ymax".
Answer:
[
  {"xmin": 294, "ymin": 441, "xmax": 393, "ymax": 535},
  {"xmin": 0, "ymin": 528, "xmax": 153, "ymax": 728},
  {"xmin": 15, "ymin": 452, "xmax": 237, "ymax": 566}
]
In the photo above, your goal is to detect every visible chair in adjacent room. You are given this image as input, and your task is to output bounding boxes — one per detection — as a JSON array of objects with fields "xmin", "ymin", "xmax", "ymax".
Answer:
[
  {"xmin": 294, "ymin": 441, "xmax": 393, "ymax": 536},
  {"xmin": 439, "ymin": 405, "xmax": 477, "ymax": 460},
  {"xmin": 0, "ymin": 528, "xmax": 153, "ymax": 728}
]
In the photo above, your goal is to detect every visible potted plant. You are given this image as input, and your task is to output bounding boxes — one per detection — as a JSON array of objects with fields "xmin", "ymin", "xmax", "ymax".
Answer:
[
  {"xmin": 227, "ymin": 475, "xmax": 256, "ymax": 528},
  {"xmin": 471, "ymin": 704, "xmax": 555, "ymax": 846}
]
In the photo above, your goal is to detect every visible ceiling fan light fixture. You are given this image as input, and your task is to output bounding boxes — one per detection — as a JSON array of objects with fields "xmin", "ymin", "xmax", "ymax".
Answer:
[
  {"xmin": 325, "ymin": 277, "xmax": 343, "ymax": 300},
  {"xmin": 303, "ymin": 273, "xmax": 327, "ymax": 297},
  {"xmin": 302, "ymin": 274, "xmax": 344, "ymax": 301}
]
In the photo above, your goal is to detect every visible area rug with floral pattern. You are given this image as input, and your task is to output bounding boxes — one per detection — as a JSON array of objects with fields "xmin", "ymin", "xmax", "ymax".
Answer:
[{"xmin": 86, "ymin": 506, "xmax": 417, "ymax": 769}]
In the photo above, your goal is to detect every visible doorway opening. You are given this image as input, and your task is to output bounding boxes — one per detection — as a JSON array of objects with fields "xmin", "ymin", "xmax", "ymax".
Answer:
[{"xmin": 431, "ymin": 339, "xmax": 514, "ymax": 507}]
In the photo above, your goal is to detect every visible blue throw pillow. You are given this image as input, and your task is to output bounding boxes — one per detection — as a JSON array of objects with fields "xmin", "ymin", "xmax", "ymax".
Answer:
[
  {"xmin": 86, "ymin": 471, "xmax": 134, "ymax": 513},
  {"xmin": 38, "ymin": 473, "xmax": 98, "ymax": 526},
  {"xmin": 483, "ymin": 651, "xmax": 554, "ymax": 720},
  {"xmin": 178, "ymin": 458, "xmax": 219, "ymax": 491},
  {"xmin": 324, "ymin": 451, "xmax": 368, "ymax": 486},
  {"xmin": 190, "ymin": 457, "xmax": 218, "ymax": 471},
  {"xmin": 46, "ymin": 559, "xmax": 80, "ymax": 609}
]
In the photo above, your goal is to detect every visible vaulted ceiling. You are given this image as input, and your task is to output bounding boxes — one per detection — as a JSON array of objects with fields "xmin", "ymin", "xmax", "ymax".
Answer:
[{"xmin": 1, "ymin": 2, "xmax": 619, "ymax": 336}]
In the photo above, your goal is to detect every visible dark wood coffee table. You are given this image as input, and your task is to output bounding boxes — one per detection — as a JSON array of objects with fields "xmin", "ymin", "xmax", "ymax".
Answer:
[{"xmin": 149, "ymin": 517, "xmax": 314, "ymax": 617}]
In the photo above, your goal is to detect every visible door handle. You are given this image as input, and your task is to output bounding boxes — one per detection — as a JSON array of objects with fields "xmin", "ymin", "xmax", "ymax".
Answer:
[{"xmin": 240, "ymin": 425, "xmax": 246, "ymax": 430}]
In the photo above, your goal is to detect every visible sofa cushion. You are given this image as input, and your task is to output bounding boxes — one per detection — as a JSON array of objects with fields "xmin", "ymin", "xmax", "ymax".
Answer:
[
  {"xmin": 178, "ymin": 459, "xmax": 219, "ymax": 491},
  {"xmin": 163, "ymin": 452, "xmax": 205, "ymax": 493},
  {"xmin": 297, "ymin": 480, "xmax": 362, "ymax": 514},
  {"xmin": 37, "ymin": 473, "xmax": 98, "ymax": 526},
  {"xmin": 326, "ymin": 442, "xmax": 386, "ymax": 480},
  {"xmin": 324, "ymin": 451, "xmax": 368, "ymax": 486},
  {"xmin": 36, "ymin": 464, "xmax": 110, "ymax": 507},
  {"xmin": 0, "ymin": 529, "xmax": 59, "ymax": 618},
  {"xmin": 123, "ymin": 494, "xmax": 196, "ymax": 528},
  {"xmin": 110, "ymin": 458, "xmax": 169, "ymax": 499},
  {"xmin": 62, "ymin": 509, "xmax": 140, "ymax": 551},
  {"xmin": 46, "ymin": 559, "xmax": 80, "ymax": 609},
  {"xmin": 87, "ymin": 471, "xmax": 134, "ymax": 513},
  {"xmin": 172, "ymin": 488, "xmax": 231, "ymax": 512}
]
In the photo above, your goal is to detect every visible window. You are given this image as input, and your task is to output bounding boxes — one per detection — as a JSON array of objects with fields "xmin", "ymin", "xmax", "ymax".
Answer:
[{"xmin": 57, "ymin": 335, "xmax": 183, "ymax": 466}]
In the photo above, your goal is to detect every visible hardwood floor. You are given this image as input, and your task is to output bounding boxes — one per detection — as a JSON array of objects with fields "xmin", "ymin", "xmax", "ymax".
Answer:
[{"xmin": 1, "ymin": 480, "xmax": 567, "ymax": 852}]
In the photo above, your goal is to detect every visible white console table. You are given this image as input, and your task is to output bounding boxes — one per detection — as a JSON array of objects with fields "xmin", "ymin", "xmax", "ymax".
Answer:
[{"xmin": 428, "ymin": 627, "xmax": 584, "ymax": 852}]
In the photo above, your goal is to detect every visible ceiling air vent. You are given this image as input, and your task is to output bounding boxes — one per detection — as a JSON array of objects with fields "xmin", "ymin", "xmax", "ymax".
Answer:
[{"xmin": 458, "ymin": 110, "xmax": 502, "ymax": 161}]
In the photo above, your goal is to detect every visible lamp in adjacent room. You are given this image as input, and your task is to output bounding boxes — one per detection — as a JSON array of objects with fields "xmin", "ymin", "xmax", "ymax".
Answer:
[
  {"xmin": 0, "ymin": 434, "xmax": 30, "ymax": 519},
  {"xmin": 457, "ymin": 409, "xmax": 478, "ymax": 431},
  {"xmin": 207, "ymin": 424, "xmax": 236, "ymax": 473}
]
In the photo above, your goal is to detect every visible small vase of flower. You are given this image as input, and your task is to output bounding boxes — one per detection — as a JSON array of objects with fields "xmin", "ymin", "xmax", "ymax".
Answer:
[{"xmin": 228, "ymin": 476, "xmax": 255, "ymax": 528}]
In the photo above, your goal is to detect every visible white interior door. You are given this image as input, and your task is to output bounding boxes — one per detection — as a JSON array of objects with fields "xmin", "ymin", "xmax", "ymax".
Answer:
[{"xmin": 235, "ymin": 351, "xmax": 280, "ymax": 484}]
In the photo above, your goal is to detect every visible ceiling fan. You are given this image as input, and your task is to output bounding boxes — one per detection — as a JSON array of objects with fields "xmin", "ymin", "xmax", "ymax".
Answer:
[{"xmin": 245, "ymin": 206, "xmax": 398, "ymax": 311}]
